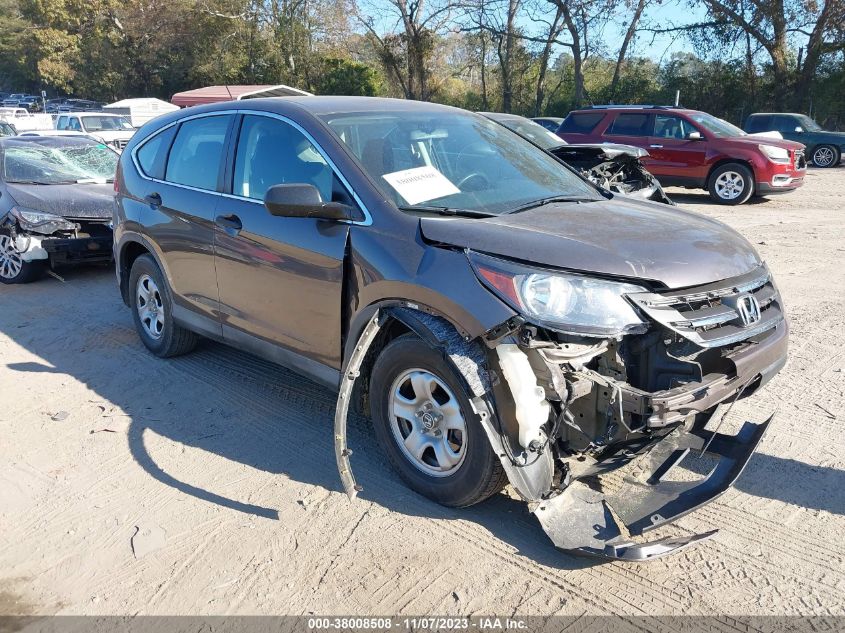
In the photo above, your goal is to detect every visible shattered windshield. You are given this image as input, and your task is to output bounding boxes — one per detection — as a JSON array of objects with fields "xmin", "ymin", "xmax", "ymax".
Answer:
[
  {"xmin": 81, "ymin": 116, "xmax": 134, "ymax": 132},
  {"xmin": 320, "ymin": 109, "xmax": 599, "ymax": 215},
  {"xmin": 2, "ymin": 143, "xmax": 119, "ymax": 184}
]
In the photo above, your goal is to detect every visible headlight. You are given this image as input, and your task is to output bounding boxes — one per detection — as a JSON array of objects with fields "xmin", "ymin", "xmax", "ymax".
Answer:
[
  {"xmin": 10, "ymin": 206, "xmax": 78, "ymax": 234},
  {"xmin": 470, "ymin": 252, "xmax": 648, "ymax": 337},
  {"xmin": 759, "ymin": 144, "xmax": 790, "ymax": 163}
]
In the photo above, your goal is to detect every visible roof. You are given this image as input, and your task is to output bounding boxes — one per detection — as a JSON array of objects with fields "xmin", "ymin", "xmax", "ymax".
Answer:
[
  {"xmin": 105, "ymin": 98, "xmax": 179, "ymax": 110},
  {"xmin": 170, "ymin": 84, "xmax": 312, "ymax": 107}
]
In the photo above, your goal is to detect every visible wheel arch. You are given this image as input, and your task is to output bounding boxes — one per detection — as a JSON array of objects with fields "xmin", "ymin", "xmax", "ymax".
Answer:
[
  {"xmin": 116, "ymin": 233, "xmax": 171, "ymax": 307},
  {"xmin": 706, "ymin": 157, "xmax": 755, "ymax": 186}
]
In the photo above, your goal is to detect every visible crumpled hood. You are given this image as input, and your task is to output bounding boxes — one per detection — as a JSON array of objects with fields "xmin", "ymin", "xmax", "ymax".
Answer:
[
  {"xmin": 419, "ymin": 196, "xmax": 762, "ymax": 290},
  {"xmin": 5, "ymin": 183, "xmax": 114, "ymax": 220}
]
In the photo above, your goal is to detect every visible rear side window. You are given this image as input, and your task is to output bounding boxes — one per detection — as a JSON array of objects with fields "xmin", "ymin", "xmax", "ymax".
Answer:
[
  {"xmin": 745, "ymin": 115, "xmax": 771, "ymax": 133},
  {"xmin": 559, "ymin": 112, "xmax": 605, "ymax": 134},
  {"xmin": 136, "ymin": 126, "xmax": 177, "ymax": 180},
  {"xmin": 607, "ymin": 113, "xmax": 651, "ymax": 136},
  {"xmin": 164, "ymin": 115, "xmax": 230, "ymax": 191}
]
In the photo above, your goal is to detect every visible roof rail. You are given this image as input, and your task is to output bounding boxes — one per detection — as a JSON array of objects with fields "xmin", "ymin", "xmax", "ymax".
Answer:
[{"xmin": 587, "ymin": 104, "xmax": 683, "ymax": 110}]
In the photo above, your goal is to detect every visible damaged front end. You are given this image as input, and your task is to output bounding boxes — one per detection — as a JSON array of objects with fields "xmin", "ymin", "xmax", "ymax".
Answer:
[
  {"xmin": 1, "ymin": 207, "xmax": 113, "ymax": 268},
  {"xmin": 335, "ymin": 258, "xmax": 787, "ymax": 561},
  {"xmin": 550, "ymin": 144, "xmax": 674, "ymax": 205}
]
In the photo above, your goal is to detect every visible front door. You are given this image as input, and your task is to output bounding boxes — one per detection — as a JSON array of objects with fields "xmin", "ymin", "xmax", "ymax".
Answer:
[
  {"xmin": 647, "ymin": 114, "xmax": 709, "ymax": 184},
  {"xmin": 213, "ymin": 113, "xmax": 352, "ymax": 375}
]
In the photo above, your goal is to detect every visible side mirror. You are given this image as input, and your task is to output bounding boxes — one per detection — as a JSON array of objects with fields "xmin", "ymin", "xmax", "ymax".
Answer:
[
  {"xmin": 688, "ymin": 131, "xmax": 703, "ymax": 140},
  {"xmin": 794, "ymin": 126, "xmax": 804, "ymax": 133},
  {"xmin": 263, "ymin": 183, "xmax": 356, "ymax": 221}
]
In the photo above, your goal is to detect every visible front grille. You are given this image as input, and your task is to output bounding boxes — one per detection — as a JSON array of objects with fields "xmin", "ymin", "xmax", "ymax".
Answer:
[
  {"xmin": 794, "ymin": 149, "xmax": 807, "ymax": 169},
  {"xmin": 628, "ymin": 266, "xmax": 784, "ymax": 348}
]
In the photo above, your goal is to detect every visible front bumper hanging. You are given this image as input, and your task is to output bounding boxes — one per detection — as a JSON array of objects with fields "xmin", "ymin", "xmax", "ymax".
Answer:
[
  {"xmin": 333, "ymin": 309, "xmax": 773, "ymax": 562},
  {"xmin": 535, "ymin": 408, "xmax": 773, "ymax": 561}
]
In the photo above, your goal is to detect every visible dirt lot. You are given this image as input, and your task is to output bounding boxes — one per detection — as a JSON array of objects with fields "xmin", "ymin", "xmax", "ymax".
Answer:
[{"xmin": 1, "ymin": 168, "xmax": 843, "ymax": 617}]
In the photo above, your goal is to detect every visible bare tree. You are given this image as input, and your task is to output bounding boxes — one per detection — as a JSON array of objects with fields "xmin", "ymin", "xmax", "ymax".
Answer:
[
  {"xmin": 608, "ymin": 0, "xmax": 647, "ymax": 100},
  {"xmin": 356, "ymin": 0, "xmax": 454, "ymax": 100}
]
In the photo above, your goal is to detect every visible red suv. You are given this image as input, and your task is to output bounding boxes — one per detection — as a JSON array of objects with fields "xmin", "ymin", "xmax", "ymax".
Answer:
[{"xmin": 557, "ymin": 106, "xmax": 807, "ymax": 205}]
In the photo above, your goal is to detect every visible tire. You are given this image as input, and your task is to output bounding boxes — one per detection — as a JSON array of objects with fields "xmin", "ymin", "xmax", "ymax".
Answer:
[
  {"xmin": 707, "ymin": 163, "xmax": 755, "ymax": 205},
  {"xmin": 370, "ymin": 336, "xmax": 507, "ymax": 507},
  {"xmin": 0, "ymin": 232, "xmax": 45, "ymax": 284},
  {"xmin": 128, "ymin": 254, "xmax": 197, "ymax": 357},
  {"xmin": 810, "ymin": 145, "xmax": 840, "ymax": 168}
]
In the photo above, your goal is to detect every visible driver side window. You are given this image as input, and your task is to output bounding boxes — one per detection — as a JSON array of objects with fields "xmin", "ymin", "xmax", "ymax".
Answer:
[
  {"xmin": 233, "ymin": 115, "xmax": 333, "ymax": 203},
  {"xmin": 653, "ymin": 115, "xmax": 696, "ymax": 140}
]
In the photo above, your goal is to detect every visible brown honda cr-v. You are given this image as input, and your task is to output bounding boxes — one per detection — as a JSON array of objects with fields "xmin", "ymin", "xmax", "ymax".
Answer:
[{"xmin": 114, "ymin": 97, "xmax": 788, "ymax": 561}]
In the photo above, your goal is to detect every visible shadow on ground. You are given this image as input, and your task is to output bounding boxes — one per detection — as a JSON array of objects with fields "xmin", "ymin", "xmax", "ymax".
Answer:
[{"xmin": 3, "ymin": 267, "xmax": 843, "ymax": 575}]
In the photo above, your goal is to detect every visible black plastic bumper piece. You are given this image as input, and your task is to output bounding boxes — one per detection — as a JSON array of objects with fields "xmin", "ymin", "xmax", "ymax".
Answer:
[{"xmin": 534, "ymin": 409, "xmax": 773, "ymax": 561}]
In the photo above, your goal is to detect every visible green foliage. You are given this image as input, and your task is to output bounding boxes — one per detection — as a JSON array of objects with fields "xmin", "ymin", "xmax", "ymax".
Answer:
[{"xmin": 316, "ymin": 58, "xmax": 385, "ymax": 96}]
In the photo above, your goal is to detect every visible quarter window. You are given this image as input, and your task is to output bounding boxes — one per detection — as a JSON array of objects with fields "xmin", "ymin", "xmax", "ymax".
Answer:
[
  {"xmin": 559, "ymin": 112, "xmax": 606, "ymax": 134},
  {"xmin": 607, "ymin": 113, "xmax": 651, "ymax": 136},
  {"xmin": 164, "ymin": 115, "xmax": 230, "ymax": 191},
  {"xmin": 136, "ymin": 126, "xmax": 177, "ymax": 180},
  {"xmin": 232, "ymin": 115, "xmax": 333, "ymax": 202}
]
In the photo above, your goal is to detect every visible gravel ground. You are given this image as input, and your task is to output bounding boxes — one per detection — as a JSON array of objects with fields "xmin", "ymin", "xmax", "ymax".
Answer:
[{"xmin": 0, "ymin": 168, "xmax": 843, "ymax": 618}]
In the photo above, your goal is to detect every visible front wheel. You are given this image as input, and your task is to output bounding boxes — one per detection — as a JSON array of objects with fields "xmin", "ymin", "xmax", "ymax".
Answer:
[
  {"xmin": 0, "ymin": 233, "xmax": 44, "ymax": 284},
  {"xmin": 811, "ymin": 145, "xmax": 840, "ymax": 168},
  {"xmin": 708, "ymin": 163, "xmax": 754, "ymax": 205},
  {"xmin": 370, "ymin": 336, "xmax": 506, "ymax": 507}
]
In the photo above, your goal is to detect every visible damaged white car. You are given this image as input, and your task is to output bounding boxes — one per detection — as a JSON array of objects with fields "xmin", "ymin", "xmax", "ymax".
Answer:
[
  {"xmin": 113, "ymin": 98, "xmax": 787, "ymax": 561},
  {"xmin": 0, "ymin": 136, "xmax": 118, "ymax": 283}
]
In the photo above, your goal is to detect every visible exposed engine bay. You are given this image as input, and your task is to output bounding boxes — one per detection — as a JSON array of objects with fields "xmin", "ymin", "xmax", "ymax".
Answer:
[
  {"xmin": 549, "ymin": 144, "xmax": 674, "ymax": 205},
  {"xmin": 336, "ymin": 266, "xmax": 787, "ymax": 561}
]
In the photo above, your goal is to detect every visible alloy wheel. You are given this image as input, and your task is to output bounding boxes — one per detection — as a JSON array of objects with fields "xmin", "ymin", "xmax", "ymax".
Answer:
[
  {"xmin": 714, "ymin": 170, "xmax": 745, "ymax": 200},
  {"xmin": 388, "ymin": 368, "xmax": 468, "ymax": 477},
  {"xmin": 0, "ymin": 234, "xmax": 23, "ymax": 280},
  {"xmin": 136, "ymin": 273, "xmax": 165, "ymax": 339},
  {"xmin": 813, "ymin": 146, "xmax": 836, "ymax": 167}
]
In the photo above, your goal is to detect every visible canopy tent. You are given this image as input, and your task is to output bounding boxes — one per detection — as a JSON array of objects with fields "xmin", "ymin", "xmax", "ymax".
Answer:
[
  {"xmin": 103, "ymin": 98, "xmax": 179, "ymax": 127},
  {"xmin": 170, "ymin": 84, "xmax": 312, "ymax": 108}
]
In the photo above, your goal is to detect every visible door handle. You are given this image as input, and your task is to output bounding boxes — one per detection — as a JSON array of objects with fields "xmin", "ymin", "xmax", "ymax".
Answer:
[
  {"xmin": 144, "ymin": 192, "xmax": 162, "ymax": 208},
  {"xmin": 215, "ymin": 214, "xmax": 243, "ymax": 234},
  {"xmin": 649, "ymin": 144, "xmax": 663, "ymax": 148}
]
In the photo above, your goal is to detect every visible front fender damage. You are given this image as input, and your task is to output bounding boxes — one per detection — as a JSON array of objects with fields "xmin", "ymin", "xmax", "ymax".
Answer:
[{"xmin": 334, "ymin": 309, "xmax": 773, "ymax": 561}]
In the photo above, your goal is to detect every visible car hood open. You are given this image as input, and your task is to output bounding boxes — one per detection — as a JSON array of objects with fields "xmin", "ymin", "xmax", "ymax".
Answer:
[
  {"xmin": 6, "ymin": 183, "xmax": 115, "ymax": 220},
  {"xmin": 419, "ymin": 196, "xmax": 762, "ymax": 289}
]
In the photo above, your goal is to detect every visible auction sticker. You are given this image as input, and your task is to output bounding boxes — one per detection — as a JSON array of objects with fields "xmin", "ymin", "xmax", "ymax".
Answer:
[{"xmin": 382, "ymin": 166, "xmax": 460, "ymax": 205}]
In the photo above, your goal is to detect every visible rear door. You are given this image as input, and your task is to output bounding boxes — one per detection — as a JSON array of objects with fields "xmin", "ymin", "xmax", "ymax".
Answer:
[
  {"xmin": 646, "ymin": 114, "xmax": 709, "ymax": 183},
  {"xmin": 212, "ymin": 112, "xmax": 353, "ymax": 377},
  {"xmin": 140, "ymin": 113, "xmax": 234, "ymax": 333}
]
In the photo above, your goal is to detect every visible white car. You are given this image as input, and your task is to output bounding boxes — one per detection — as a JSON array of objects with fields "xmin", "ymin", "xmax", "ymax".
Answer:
[{"xmin": 55, "ymin": 112, "xmax": 136, "ymax": 151}]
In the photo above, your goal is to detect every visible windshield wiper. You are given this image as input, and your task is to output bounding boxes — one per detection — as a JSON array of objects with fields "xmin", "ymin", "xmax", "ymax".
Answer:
[
  {"xmin": 505, "ymin": 195, "xmax": 598, "ymax": 215},
  {"xmin": 5, "ymin": 179, "xmax": 53, "ymax": 185},
  {"xmin": 398, "ymin": 205, "xmax": 494, "ymax": 218}
]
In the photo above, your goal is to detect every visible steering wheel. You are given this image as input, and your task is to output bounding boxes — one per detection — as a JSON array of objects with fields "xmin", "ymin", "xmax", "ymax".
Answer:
[{"xmin": 456, "ymin": 172, "xmax": 490, "ymax": 192}]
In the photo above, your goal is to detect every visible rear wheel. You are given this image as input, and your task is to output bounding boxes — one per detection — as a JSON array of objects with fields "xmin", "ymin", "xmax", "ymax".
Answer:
[
  {"xmin": 0, "ymin": 233, "xmax": 44, "ymax": 284},
  {"xmin": 708, "ymin": 163, "xmax": 754, "ymax": 205},
  {"xmin": 129, "ymin": 254, "xmax": 197, "ymax": 357},
  {"xmin": 370, "ymin": 336, "xmax": 506, "ymax": 507},
  {"xmin": 811, "ymin": 145, "xmax": 840, "ymax": 168}
]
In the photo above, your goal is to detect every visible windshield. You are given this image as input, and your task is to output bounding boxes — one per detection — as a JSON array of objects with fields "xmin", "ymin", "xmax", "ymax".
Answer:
[
  {"xmin": 0, "ymin": 122, "xmax": 15, "ymax": 137},
  {"xmin": 688, "ymin": 113, "xmax": 746, "ymax": 138},
  {"xmin": 2, "ymin": 143, "xmax": 118, "ymax": 184},
  {"xmin": 320, "ymin": 109, "xmax": 599, "ymax": 215},
  {"xmin": 797, "ymin": 115, "xmax": 822, "ymax": 132},
  {"xmin": 80, "ymin": 115, "xmax": 134, "ymax": 132},
  {"xmin": 485, "ymin": 114, "xmax": 565, "ymax": 151}
]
